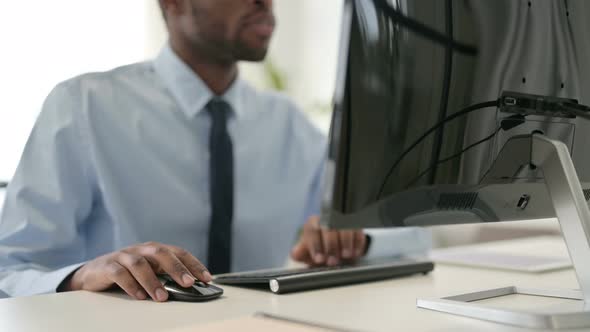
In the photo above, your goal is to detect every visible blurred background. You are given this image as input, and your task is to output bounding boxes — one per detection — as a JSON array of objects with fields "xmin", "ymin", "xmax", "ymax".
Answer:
[
  {"xmin": 0, "ymin": 0, "xmax": 339, "ymax": 181},
  {"xmin": 0, "ymin": 0, "xmax": 560, "ymax": 247}
]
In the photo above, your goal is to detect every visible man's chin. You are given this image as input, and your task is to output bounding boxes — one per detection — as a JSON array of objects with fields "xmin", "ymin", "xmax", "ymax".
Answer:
[
  {"xmin": 235, "ymin": 45, "xmax": 270, "ymax": 62},
  {"xmin": 240, "ymin": 55, "xmax": 268, "ymax": 62}
]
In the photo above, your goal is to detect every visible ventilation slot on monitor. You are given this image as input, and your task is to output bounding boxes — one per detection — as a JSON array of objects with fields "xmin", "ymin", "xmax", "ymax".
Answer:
[
  {"xmin": 584, "ymin": 189, "xmax": 590, "ymax": 201},
  {"xmin": 437, "ymin": 193, "xmax": 478, "ymax": 210}
]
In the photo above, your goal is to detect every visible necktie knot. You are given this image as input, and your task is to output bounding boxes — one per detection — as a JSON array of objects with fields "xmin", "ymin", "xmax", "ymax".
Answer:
[{"xmin": 207, "ymin": 98, "xmax": 231, "ymax": 124}]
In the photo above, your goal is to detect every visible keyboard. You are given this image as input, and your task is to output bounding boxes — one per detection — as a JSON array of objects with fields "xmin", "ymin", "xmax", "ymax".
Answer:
[{"xmin": 214, "ymin": 257, "xmax": 434, "ymax": 294}]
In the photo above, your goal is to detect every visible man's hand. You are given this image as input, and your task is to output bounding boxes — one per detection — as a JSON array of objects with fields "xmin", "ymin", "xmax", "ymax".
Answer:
[
  {"xmin": 60, "ymin": 242, "xmax": 212, "ymax": 302},
  {"xmin": 291, "ymin": 216, "xmax": 368, "ymax": 266}
]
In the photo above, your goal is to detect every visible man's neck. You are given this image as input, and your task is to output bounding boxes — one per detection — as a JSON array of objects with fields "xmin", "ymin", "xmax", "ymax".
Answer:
[{"xmin": 170, "ymin": 41, "xmax": 238, "ymax": 96}]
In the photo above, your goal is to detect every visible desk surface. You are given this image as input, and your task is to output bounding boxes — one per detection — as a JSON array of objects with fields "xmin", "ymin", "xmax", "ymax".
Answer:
[{"xmin": 0, "ymin": 236, "xmax": 582, "ymax": 332}]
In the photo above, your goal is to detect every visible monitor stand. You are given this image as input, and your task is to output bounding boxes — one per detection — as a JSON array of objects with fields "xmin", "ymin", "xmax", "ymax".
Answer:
[{"xmin": 417, "ymin": 133, "xmax": 590, "ymax": 329}]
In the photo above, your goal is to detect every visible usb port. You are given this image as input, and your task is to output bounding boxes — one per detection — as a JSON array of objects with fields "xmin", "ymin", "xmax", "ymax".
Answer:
[
  {"xmin": 504, "ymin": 97, "xmax": 517, "ymax": 106},
  {"xmin": 517, "ymin": 194, "xmax": 530, "ymax": 210}
]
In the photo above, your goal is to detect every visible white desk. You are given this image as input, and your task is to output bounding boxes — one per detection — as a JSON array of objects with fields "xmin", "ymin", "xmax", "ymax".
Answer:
[{"xmin": 0, "ymin": 237, "xmax": 583, "ymax": 332}]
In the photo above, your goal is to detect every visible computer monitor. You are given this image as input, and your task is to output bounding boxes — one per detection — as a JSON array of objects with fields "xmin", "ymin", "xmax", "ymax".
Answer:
[
  {"xmin": 323, "ymin": 1, "xmax": 590, "ymax": 327},
  {"xmin": 323, "ymin": 0, "xmax": 590, "ymax": 230}
]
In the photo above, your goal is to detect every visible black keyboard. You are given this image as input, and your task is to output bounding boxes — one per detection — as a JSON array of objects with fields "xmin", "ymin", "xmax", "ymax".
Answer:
[{"xmin": 214, "ymin": 257, "xmax": 434, "ymax": 294}]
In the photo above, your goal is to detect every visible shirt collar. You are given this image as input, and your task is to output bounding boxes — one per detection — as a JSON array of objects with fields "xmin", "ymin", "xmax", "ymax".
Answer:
[{"xmin": 153, "ymin": 43, "xmax": 245, "ymax": 118}]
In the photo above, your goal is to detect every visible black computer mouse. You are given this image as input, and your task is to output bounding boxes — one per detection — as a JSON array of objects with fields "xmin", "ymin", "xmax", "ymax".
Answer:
[{"xmin": 157, "ymin": 274, "xmax": 224, "ymax": 302}]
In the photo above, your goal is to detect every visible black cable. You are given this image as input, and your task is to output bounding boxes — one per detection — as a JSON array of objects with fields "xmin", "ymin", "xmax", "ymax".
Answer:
[
  {"xmin": 559, "ymin": 102, "xmax": 590, "ymax": 120},
  {"xmin": 372, "ymin": 0, "xmax": 478, "ymax": 55},
  {"xmin": 428, "ymin": 0, "xmax": 454, "ymax": 184},
  {"xmin": 376, "ymin": 99, "xmax": 499, "ymax": 200},
  {"xmin": 403, "ymin": 126, "xmax": 502, "ymax": 189}
]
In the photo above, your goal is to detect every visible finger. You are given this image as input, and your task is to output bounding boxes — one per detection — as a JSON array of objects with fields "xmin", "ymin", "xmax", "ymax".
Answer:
[
  {"xmin": 322, "ymin": 229, "xmax": 341, "ymax": 266},
  {"xmin": 354, "ymin": 231, "xmax": 367, "ymax": 258},
  {"xmin": 290, "ymin": 241, "xmax": 315, "ymax": 266},
  {"xmin": 166, "ymin": 245, "xmax": 212, "ymax": 283},
  {"xmin": 142, "ymin": 245, "xmax": 195, "ymax": 288},
  {"xmin": 339, "ymin": 230, "xmax": 355, "ymax": 260},
  {"xmin": 303, "ymin": 217, "xmax": 325, "ymax": 264},
  {"xmin": 117, "ymin": 253, "xmax": 168, "ymax": 302},
  {"xmin": 105, "ymin": 261, "xmax": 147, "ymax": 300}
]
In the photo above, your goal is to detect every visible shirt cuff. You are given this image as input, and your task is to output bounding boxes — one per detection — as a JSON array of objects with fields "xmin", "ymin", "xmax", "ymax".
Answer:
[
  {"xmin": 364, "ymin": 228, "xmax": 432, "ymax": 259},
  {"xmin": 34, "ymin": 262, "xmax": 86, "ymax": 295}
]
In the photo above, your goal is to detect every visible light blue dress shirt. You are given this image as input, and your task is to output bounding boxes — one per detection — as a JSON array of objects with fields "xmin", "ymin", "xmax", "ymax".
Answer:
[{"xmin": 0, "ymin": 45, "xmax": 430, "ymax": 297}]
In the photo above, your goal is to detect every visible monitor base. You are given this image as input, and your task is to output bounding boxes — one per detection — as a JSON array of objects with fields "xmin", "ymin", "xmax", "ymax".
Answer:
[
  {"xmin": 418, "ymin": 134, "xmax": 590, "ymax": 329},
  {"xmin": 417, "ymin": 286, "xmax": 590, "ymax": 329}
]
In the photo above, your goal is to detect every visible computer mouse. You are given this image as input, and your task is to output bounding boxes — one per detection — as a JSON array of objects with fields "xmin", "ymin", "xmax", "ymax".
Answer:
[{"xmin": 157, "ymin": 274, "xmax": 223, "ymax": 302}]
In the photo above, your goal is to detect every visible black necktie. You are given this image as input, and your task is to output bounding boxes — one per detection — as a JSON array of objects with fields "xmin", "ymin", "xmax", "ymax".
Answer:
[{"xmin": 206, "ymin": 98, "xmax": 234, "ymax": 274}]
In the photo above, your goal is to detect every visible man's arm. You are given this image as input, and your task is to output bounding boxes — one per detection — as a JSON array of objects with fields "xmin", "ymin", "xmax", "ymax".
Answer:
[
  {"xmin": 0, "ymin": 83, "xmax": 94, "ymax": 297},
  {"xmin": 0, "ymin": 81, "xmax": 214, "ymax": 301}
]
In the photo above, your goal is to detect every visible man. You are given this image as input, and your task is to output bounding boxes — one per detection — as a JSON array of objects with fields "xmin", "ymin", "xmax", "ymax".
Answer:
[{"xmin": 0, "ymin": 0, "xmax": 429, "ymax": 302}]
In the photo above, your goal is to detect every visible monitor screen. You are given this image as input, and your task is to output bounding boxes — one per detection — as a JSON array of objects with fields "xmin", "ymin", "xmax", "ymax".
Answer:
[{"xmin": 323, "ymin": 0, "xmax": 590, "ymax": 229}]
